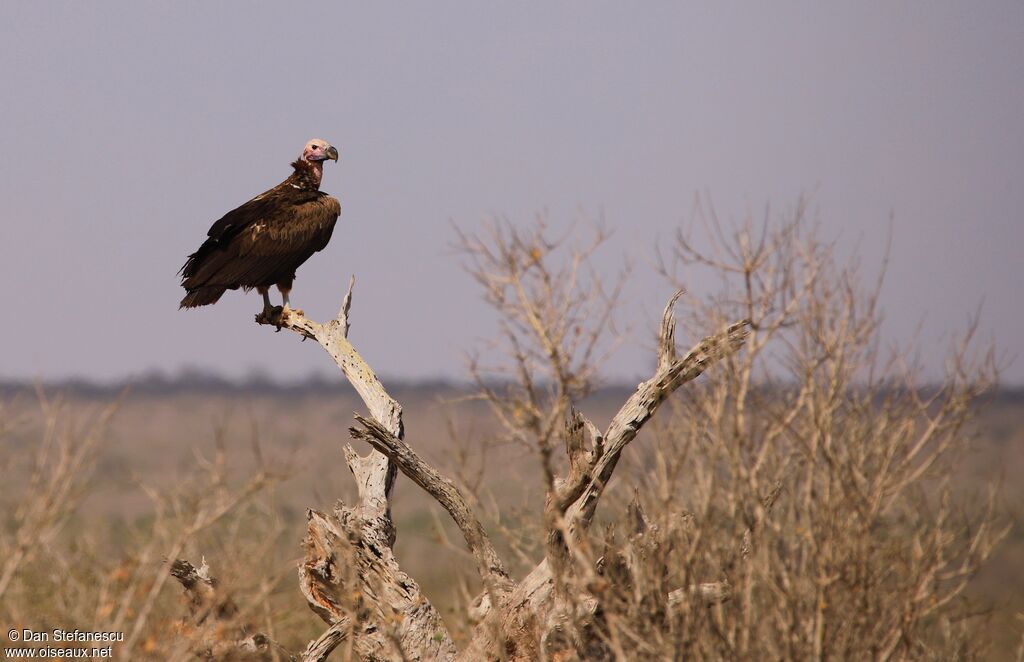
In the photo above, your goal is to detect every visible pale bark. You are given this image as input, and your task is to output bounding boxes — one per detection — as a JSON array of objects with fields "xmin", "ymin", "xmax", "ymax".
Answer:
[
  {"xmin": 170, "ymin": 284, "xmax": 748, "ymax": 660},
  {"xmin": 254, "ymin": 285, "xmax": 456, "ymax": 661},
  {"xmin": 349, "ymin": 414, "xmax": 514, "ymax": 606},
  {"xmin": 288, "ymin": 288, "xmax": 745, "ymax": 660},
  {"xmin": 458, "ymin": 297, "xmax": 750, "ymax": 660}
]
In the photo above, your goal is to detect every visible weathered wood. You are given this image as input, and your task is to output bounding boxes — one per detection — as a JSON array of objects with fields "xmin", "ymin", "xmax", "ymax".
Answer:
[
  {"xmin": 571, "ymin": 311, "xmax": 751, "ymax": 530},
  {"xmin": 256, "ymin": 284, "xmax": 455, "ymax": 660},
  {"xmin": 248, "ymin": 287, "xmax": 747, "ymax": 661},
  {"xmin": 350, "ymin": 414, "xmax": 515, "ymax": 606},
  {"xmin": 301, "ymin": 620, "xmax": 351, "ymax": 662},
  {"xmin": 459, "ymin": 296, "xmax": 750, "ymax": 659}
]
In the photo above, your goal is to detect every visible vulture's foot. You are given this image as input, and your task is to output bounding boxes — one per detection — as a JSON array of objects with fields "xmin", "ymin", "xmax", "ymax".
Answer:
[
  {"xmin": 282, "ymin": 305, "xmax": 305, "ymax": 317},
  {"xmin": 255, "ymin": 305, "xmax": 287, "ymax": 330}
]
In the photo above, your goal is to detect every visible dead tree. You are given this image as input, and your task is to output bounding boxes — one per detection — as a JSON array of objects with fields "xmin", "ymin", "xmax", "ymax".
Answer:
[{"xmin": 170, "ymin": 272, "xmax": 748, "ymax": 660}]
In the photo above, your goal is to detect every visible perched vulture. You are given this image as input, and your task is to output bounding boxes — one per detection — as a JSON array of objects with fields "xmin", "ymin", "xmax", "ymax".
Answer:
[{"xmin": 179, "ymin": 138, "xmax": 341, "ymax": 312}]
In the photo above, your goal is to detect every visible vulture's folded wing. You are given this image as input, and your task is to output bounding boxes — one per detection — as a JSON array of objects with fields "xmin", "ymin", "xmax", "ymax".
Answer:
[{"xmin": 180, "ymin": 188, "xmax": 340, "ymax": 291}]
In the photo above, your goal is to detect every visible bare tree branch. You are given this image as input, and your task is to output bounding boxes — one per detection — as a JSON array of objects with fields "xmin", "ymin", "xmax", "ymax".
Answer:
[
  {"xmin": 300, "ymin": 619, "xmax": 351, "ymax": 662},
  {"xmin": 460, "ymin": 293, "xmax": 751, "ymax": 657},
  {"xmin": 336, "ymin": 274, "xmax": 355, "ymax": 339},
  {"xmin": 255, "ymin": 289, "xmax": 456, "ymax": 660},
  {"xmin": 349, "ymin": 414, "xmax": 514, "ymax": 605},
  {"xmin": 570, "ymin": 301, "xmax": 751, "ymax": 530}
]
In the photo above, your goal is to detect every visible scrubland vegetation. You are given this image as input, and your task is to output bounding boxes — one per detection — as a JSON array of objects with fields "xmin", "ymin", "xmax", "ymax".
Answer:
[{"xmin": 2, "ymin": 204, "xmax": 1022, "ymax": 660}]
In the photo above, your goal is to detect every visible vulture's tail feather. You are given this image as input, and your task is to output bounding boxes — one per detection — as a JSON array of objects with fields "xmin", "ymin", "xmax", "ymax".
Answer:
[{"xmin": 180, "ymin": 286, "xmax": 227, "ymax": 308}]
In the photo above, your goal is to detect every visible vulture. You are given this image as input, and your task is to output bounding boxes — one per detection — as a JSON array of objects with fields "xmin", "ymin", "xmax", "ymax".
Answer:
[{"xmin": 179, "ymin": 138, "xmax": 341, "ymax": 313}]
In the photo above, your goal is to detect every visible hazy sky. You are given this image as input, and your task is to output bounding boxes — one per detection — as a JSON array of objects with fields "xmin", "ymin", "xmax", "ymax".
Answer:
[{"xmin": 1, "ymin": 2, "xmax": 1022, "ymax": 384}]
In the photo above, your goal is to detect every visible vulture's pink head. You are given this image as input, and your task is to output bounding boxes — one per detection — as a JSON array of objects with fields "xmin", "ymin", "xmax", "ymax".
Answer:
[{"xmin": 302, "ymin": 138, "xmax": 339, "ymax": 164}]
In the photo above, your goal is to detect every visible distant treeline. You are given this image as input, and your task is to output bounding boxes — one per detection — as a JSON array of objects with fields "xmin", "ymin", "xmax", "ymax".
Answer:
[
  {"xmin": 0, "ymin": 371, "xmax": 469, "ymax": 399},
  {"xmin": 0, "ymin": 370, "xmax": 643, "ymax": 400},
  {"xmin": 2, "ymin": 371, "xmax": 1023, "ymax": 403}
]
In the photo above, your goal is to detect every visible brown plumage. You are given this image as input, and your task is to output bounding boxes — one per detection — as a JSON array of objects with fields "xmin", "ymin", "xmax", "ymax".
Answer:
[{"xmin": 179, "ymin": 138, "xmax": 341, "ymax": 311}]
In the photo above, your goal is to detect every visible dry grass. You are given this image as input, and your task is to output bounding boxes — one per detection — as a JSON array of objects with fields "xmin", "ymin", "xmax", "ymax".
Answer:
[{"xmin": 0, "ymin": 385, "xmax": 1021, "ymax": 658}]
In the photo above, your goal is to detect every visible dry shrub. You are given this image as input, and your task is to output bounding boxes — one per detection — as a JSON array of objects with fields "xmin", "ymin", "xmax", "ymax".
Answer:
[
  {"xmin": 454, "ymin": 200, "xmax": 1009, "ymax": 660},
  {"xmin": 0, "ymin": 399, "xmax": 297, "ymax": 660},
  {"xmin": 645, "ymin": 198, "xmax": 1006, "ymax": 660}
]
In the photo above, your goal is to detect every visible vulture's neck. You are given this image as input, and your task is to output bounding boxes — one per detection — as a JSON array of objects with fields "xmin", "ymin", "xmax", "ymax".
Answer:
[{"xmin": 288, "ymin": 159, "xmax": 323, "ymax": 190}]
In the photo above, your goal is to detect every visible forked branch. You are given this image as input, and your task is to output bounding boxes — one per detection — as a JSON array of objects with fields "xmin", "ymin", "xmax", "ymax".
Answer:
[
  {"xmin": 570, "ymin": 293, "xmax": 751, "ymax": 529},
  {"xmin": 253, "ymin": 284, "xmax": 748, "ymax": 660},
  {"xmin": 460, "ymin": 292, "xmax": 751, "ymax": 657},
  {"xmin": 350, "ymin": 414, "xmax": 514, "ymax": 605},
  {"xmin": 254, "ymin": 281, "xmax": 456, "ymax": 660}
]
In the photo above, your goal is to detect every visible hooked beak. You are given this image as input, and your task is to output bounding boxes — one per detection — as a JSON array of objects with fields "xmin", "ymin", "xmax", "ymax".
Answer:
[{"xmin": 325, "ymin": 145, "xmax": 339, "ymax": 162}]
